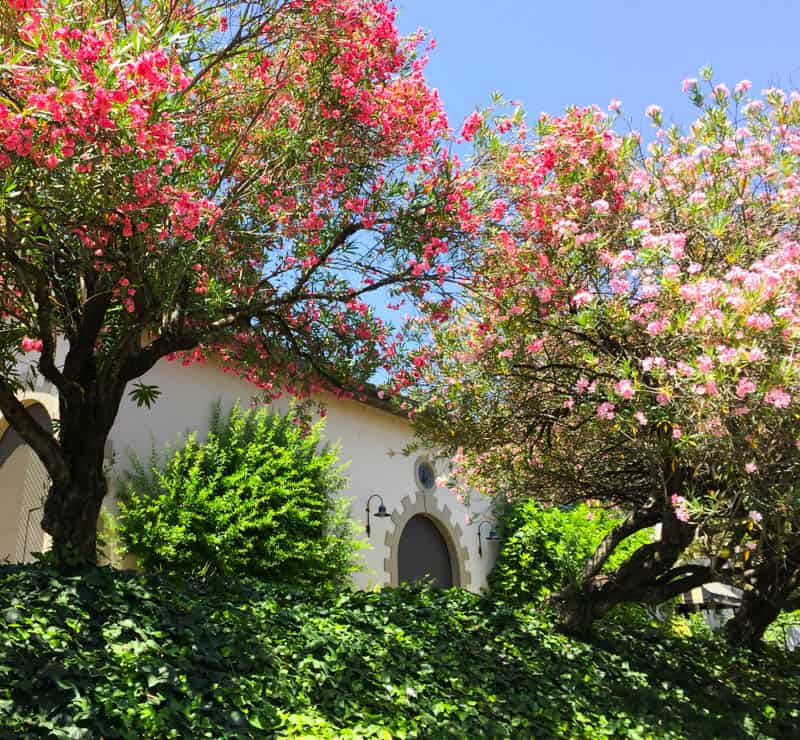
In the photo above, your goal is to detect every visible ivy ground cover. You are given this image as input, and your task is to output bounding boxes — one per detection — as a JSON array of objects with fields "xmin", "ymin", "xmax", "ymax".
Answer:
[{"xmin": 0, "ymin": 565, "xmax": 797, "ymax": 738}]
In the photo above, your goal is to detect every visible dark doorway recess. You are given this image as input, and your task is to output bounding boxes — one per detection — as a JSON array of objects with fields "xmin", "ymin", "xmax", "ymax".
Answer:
[{"xmin": 397, "ymin": 514, "xmax": 454, "ymax": 588}]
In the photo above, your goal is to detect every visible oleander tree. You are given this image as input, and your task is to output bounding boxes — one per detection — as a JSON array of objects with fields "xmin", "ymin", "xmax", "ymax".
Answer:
[
  {"xmin": 410, "ymin": 73, "xmax": 800, "ymax": 643},
  {"xmin": 0, "ymin": 0, "xmax": 476, "ymax": 561}
]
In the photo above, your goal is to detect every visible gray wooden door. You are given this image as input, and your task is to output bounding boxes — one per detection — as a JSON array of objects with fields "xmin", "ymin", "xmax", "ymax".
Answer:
[{"xmin": 398, "ymin": 515, "xmax": 454, "ymax": 588}]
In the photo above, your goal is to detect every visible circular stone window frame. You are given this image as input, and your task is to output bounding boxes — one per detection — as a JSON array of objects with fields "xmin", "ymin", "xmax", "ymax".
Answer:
[
  {"xmin": 383, "ymin": 487, "xmax": 471, "ymax": 589},
  {"xmin": 414, "ymin": 457, "xmax": 437, "ymax": 492}
]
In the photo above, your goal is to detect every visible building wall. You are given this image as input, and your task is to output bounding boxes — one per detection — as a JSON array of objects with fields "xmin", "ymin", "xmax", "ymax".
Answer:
[
  {"xmin": 109, "ymin": 358, "xmax": 497, "ymax": 591},
  {"xmin": 1, "ymin": 357, "xmax": 498, "ymax": 591},
  {"xmin": 0, "ymin": 400, "xmax": 54, "ymax": 563}
]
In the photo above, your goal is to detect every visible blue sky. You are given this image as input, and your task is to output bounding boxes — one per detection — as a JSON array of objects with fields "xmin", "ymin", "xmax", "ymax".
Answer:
[{"xmin": 395, "ymin": 1, "xmax": 800, "ymax": 133}]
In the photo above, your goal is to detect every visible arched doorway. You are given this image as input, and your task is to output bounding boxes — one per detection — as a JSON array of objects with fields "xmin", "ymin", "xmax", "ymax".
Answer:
[
  {"xmin": 397, "ymin": 514, "xmax": 455, "ymax": 588},
  {"xmin": 0, "ymin": 403, "xmax": 52, "ymax": 563}
]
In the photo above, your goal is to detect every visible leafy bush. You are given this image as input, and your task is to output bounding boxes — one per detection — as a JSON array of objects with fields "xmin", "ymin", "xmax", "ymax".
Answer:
[
  {"xmin": 489, "ymin": 501, "xmax": 652, "ymax": 603},
  {"xmin": 116, "ymin": 403, "xmax": 362, "ymax": 587},
  {"xmin": 0, "ymin": 564, "xmax": 798, "ymax": 738},
  {"xmin": 765, "ymin": 609, "xmax": 800, "ymax": 648}
]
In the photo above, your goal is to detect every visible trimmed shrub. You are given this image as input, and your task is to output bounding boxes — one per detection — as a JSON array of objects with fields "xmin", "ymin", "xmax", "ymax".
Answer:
[
  {"xmin": 116, "ymin": 403, "xmax": 362, "ymax": 587},
  {"xmin": 489, "ymin": 501, "xmax": 652, "ymax": 604}
]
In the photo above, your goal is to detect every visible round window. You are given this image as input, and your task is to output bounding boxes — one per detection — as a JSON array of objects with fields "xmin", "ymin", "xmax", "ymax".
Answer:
[{"xmin": 416, "ymin": 459, "xmax": 436, "ymax": 491}]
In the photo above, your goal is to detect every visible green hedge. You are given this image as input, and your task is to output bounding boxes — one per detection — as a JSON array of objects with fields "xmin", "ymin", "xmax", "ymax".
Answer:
[
  {"xmin": 116, "ymin": 403, "xmax": 362, "ymax": 588},
  {"xmin": 489, "ymin": 501, "xmax": 653, "ymax": 604},
  {"xmin": 1, "ymin": 565, "xmax": 798, "ymax": 738}
]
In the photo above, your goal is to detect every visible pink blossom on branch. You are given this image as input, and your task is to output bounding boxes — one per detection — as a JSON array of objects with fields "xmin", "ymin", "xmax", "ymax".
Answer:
[{"xmin": 411, "ymin": 79, "xmax": 800, "ymax": 584}]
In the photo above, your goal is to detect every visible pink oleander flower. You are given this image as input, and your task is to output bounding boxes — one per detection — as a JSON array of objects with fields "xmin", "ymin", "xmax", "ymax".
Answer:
[
  {"xmin": 461, "ymin": 111, "xmax": 483, "ymax": 142},
  {"xmin": 647, "ymin": 319, "xmax": 667, "ymax": 337},
  {"xmin": 635, "ymin": 411, "xmax": 648, "ymax": 425},
  {"xmin": 670, "ymin": 243, "xmax": 685, "ymax": 260},
  {"xmin": 764, "ymin": 388, "xmax": 791, "ymax": 408},
  {"xmin": 572, "ymin": 290, "xmax": 593, "ymax": 307},
  {"xmin": 693, "ymin": 145, "xmax": 712, "ymax": 160},
  {"xmin": 21, "ymin": 336, "xmax": 43, "ymax": 353},
  {"xmin": 8, "ymin": 0, "xmax": 38, "ymax": 11},
  {"xmin": 611, "ymin": 249, "xmax": 635, "ymax": 269},
  {"xmin": 609, "ymin": 277, "xmax": 630, "ymax": 294},
  {"xmin": 671, "ymin": 493, "xmax": 690, "ymax": 522},
  {"xmin": 735, "ymin": 79, "xmax": 752, "ymax": 95},
  {"xmin": 748, "ymin": 510, "xmax": 762, "ymax": 523},
  {"xmin": 681, "ymin": 78, "xmax": 697, "ymax": 93},
  {"xmin": 745, "ymin": 462, "xmax": 758, "ymax": 474},
  {"xmin": 490, "ymin": 199, "xmax": 508, "ymax": 221},
  {"xmin": 591, "ymin": 198, "xmax": 610, "ymax": 214},
  {"xmin": 672, "ymin": 427, "xmax": 682, "ymax": 439},
  {"xmin": 696, "ymin": 354, "xmax": 714, "ymax": 373},
  {"xmin": 745, "ymin": 313, "xmax": 773, "ymax": 331},
  {"xmin": 597, "ymin": 401, "xmax": 615, "ymax": 420},
  {"xmin": 736, "ymin": 378, "xmax": 756, "ymax": 398},
  {"xmin": 614, "ymin": 379, "xmax": 635, "ymax": 399},
  {"xmin": 608, "ymin": 98, "xmax": 622, "ymax": 113}
]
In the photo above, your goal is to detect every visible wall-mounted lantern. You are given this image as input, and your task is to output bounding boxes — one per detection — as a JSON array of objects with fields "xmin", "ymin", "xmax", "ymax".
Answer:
[
  {"xmin": 477, "ymin": 520, "xmax": 500, "ymax": 558},
  {"xmin": 365, "ymin": 494, "xmax": 391, "ymax": 537}
]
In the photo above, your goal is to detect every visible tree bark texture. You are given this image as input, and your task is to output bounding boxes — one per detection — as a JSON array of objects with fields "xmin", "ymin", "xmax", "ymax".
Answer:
[
  {"xmin": 551, "ymin": 470, "xmax": 711, "ymax": 637},
  {"xmin": 724, "ymin": 533, "xmax": 800, "ymax": 649}
]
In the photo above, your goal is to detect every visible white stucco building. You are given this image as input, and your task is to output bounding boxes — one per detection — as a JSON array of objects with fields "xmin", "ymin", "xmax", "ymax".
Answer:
[{"xmin": 0, "ymin": 356, "xmax": 498, "ymax": 591}]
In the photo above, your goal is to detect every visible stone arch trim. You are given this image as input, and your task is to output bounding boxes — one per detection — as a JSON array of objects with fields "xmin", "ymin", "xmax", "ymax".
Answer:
[
  {"xmin": 0, "ymin": 391, "xmax": 60, "ymax": 438},
  {"xmin": 383, "ymin": 488, "xmax": 472, "ymax": 589}
]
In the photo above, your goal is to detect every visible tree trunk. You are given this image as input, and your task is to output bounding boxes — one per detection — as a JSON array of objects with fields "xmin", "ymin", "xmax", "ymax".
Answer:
[
  {"xmin": 39, "ymin": 389, "xmax": 118, "ymax": 564},
  {"xmin": 552, "ymin": 583, "xmax": 625, "ymax": 637},
  {"xmin": 551, "ymin": 508, "xmax": 702, "ymax": 637},
  {"xmin": 42, "ymin": 464, "xmax": 107, "ymax": 563},
  {"xmin": 0, "ymin": 283, "xmax": 175, "ymax": 564},
  {"xmin": 724, "ymin": 534, "xmax": 800, "ymax": 649},
  {"xmin": 724, "ymin": 590, "xmax": 781, "ymax": 649}
]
